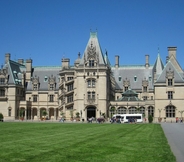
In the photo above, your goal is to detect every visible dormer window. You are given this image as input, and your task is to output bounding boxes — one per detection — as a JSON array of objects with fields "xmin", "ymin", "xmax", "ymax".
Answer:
[
  {"xmin": 119, "ymin": 76, "xmax": 121, "ymax": 82},
  {"xmin": 149, "ymin": 76, "xmax": 152, "ymax": 81},
  {"xmin": 134, "ymin": 76, "xmax": 137, "ymax": 82},
  {"xmin": 168, "ymin": 79, "xmax": 173, "ymax": 86},
  {"xmin": 143, "ymin": 86, "xmax": 147, "ymax": 92},
  {"xmin": 89, "ymin": 60, "xmax": 94, "ymax": 67},
  {"xmin": 50, "ymin": 84, "xmax": 54, "ymax": 90},
  {"xmin": 124, "ymin": 86, "xmax": 128, "ymax": 91},
  {"xmin": 33, "ymin": 84, "xmax": 38, "ymax": 90},
  {"xmin": 0, "ymin": 78, "xmax": 5, "ymax": 84},
  {"xmin": 44, "ymin": 76, "xmax": 48, "ymax": 82}
]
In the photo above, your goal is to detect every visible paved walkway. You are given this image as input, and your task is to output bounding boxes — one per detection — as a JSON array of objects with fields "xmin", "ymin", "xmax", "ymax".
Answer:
[{"xmin": 161, "ymin": 123, "xmax": 184, "ymax": 162}]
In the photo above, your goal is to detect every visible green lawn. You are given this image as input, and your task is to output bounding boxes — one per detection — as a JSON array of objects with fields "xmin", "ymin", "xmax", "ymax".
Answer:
[{"xmin": 0, "ymin": 122, "xmax": 175, "ymax": 162}]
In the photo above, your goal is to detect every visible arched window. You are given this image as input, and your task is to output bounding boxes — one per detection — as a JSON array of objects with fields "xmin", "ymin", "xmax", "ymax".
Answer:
[
  {"xmin": 129, "ymin": 107, "xmax": 137, "ymax": 114},
  {"xmin": 140, "ymin": 107, "xmax": 145, "ymax": 116},
  {"xmin": 165, "ymin": 106, "xmax": 175, "ymax": 118},
  {"xmin": 148, "ymin": 106, "xmax": 154, "ymax": 117},
  {"xmin": 117, "ymin": 107, "xmax": 127, "ymax": 114}
]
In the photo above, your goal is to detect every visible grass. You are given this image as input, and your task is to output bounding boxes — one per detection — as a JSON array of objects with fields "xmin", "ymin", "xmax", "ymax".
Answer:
[{"xmin": 0, "ymin": 122, "xmax": 176, "ymax": 162}]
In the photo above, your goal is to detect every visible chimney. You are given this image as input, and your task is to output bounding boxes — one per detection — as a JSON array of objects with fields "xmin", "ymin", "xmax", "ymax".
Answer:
[
  {"xmin": 26, "ymin": 59, "xmax": 32, "ymax": 82},
  {"xmin": 18, "ymin": 59, "xmax": 24, "ymax": 65},
  {"xmin": 115, "ymin": 55, "xmax": 119, "ymax": 68},
  {"xmin": 62, "ymin": 58, "xmax": 70, "ymax": 69},
  {"xmin": 5, "ymin": 53, "xmax": 11, "ymax": 64},
  {"xmin": 168, "ymin": 47, "xmax": 177, "ymax": 58},
  {"xmin": 145, "ymin": 55, "xmax": 149, "ymax": 68}
]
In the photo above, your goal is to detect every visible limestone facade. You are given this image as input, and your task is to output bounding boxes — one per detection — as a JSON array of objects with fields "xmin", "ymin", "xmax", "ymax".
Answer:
[{"xmin": 0, "ymin": 32, "xmax": 184, "ymax": 122}]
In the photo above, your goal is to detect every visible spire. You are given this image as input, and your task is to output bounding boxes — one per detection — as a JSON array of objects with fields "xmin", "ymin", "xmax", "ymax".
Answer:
[
  {"xmin": 153, "ymin": 49, "xmax": 164, "ymax": 75},
  {"xmin": 79, "ymin": 32, "xmax": 106, "ymax": 66}
]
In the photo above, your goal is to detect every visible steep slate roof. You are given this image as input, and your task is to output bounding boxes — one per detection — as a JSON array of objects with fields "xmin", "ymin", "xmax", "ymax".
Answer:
[
  {"xmin": 155, "ymin": 61, "xmax": 184, "ymax": 83},
  {"xmin": 26, "ymin": 66, "xmax": 60, "ymax": 91},
  {"xmin": 7, "ymin": 60, "xmax": 25, "ymax": 85},
  {"xmin": 153, "ymin": 54, "xmax": 164, "ymax": 75},
  {"xmin": 111, "ymin": 65, "xmax": 154, "ymax": 90},
  {"xmin": 79, "ymin": 32, "xmax": 106, "ymax": 66}
]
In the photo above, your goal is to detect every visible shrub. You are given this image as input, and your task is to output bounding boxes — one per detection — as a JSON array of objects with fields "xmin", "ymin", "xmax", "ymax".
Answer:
[
  {"xmin": 0, "ymin": 113, "xmax": 3, "ymax": 119},
  {"xmin": 148, "ymin": 115, "xmax": 153, "ymax": 123}
]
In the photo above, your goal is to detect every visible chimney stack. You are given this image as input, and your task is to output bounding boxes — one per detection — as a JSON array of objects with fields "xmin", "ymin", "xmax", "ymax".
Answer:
[
  {"xmin": 168, "ymin": 47, "xmax": 177, "ymax": 58},
  {"xmin": 18, "ymin": 59, "xmax": 24, "ymax": 65},
  {"xmin": 26, "ymin": 59, "xmax": 32, "ymax": 82},
  {"xmin": 145, "ymin": 55, "xmax": 149, "ymax": 68},
  {"xmin": 5, "ymin": 53, "xmax": 11, "ymax": 64},
  {"xmin": 115, "ymin": 55, "xmax": 119, "ymax": 68},
  {"xmin": 62, "ymin": 58, "xmax": 70, "ymax": 69}
]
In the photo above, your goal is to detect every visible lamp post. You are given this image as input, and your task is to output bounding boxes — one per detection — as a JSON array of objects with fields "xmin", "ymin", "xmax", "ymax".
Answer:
[
  {"xmin": 80, "ymin": 110, "xmax": 82, "ymax": 118},
  {"xmin": 179, "ymin": 110, "xmax": 184, "ymax": 123}
]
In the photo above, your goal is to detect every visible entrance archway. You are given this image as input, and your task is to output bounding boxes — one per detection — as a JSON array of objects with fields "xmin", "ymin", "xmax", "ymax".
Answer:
[{"xmin": 87, "ymin": 107, "xmax": 96, "ymax": 118}]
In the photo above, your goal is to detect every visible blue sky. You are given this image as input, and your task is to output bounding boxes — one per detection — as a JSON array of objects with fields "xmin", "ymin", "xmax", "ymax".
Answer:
[{"xmin": 0, "ymin": 0, "xmax": 184, "ymax": 67}]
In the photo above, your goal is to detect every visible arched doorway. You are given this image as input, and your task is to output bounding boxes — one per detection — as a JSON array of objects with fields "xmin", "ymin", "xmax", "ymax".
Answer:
[{"xmin": 87, "ymin": 107, "xmax": 96, "ymax": 118}]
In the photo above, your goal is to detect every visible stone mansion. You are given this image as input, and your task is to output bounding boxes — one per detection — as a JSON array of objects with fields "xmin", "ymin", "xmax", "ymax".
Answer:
[{"xmin": 1, "ymin": 32, "xmax": 184, "ymax": 122}]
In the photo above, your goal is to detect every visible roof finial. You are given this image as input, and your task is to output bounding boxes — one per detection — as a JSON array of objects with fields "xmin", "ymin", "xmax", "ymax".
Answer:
[
  {"xmin": 158, "ymin": 45, "xmax": 160, "ymax": 55},
  {"xmin": 105, "ymin": 49, "xmax": 108, "ymax": 56}
]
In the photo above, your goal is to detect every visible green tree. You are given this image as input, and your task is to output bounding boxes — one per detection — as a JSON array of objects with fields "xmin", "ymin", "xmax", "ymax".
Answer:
[
  {"xmin": 148, "ymin": 115, "xmax": 153, "ymax": 123},
  {"xmin": 76, "ymin": 112, "xmax": 80, "ymax": 118}
]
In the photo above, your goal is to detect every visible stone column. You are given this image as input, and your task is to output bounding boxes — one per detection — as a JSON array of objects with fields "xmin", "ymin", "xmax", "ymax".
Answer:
[
  {"xmin": 54, "ymin": 108, "xmax": 56, "ymax": 120},
  {"xmin": 47, "ymin": 108, "xmax": 50, "ymax": 120},
  {"xmin": 37, "ymin": 108, "xmax": 40, "ymax": 120},
  {"xmin": 31, "ymin": 107, "xmax": 33, "ymax": 120},
  {"xmin": 24, "ymin": 108, "xmax": 27, "ymax": 120}
]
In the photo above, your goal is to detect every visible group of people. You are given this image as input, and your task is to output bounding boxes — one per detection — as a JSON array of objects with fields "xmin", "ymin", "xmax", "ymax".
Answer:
[{"xmin": 176, "ymin": 117, "xmax": 183, "ymax": 123}]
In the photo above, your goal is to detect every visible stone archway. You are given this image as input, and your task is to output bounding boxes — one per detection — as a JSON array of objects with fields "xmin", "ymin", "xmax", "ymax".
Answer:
[{"xmin": 87, "ymin": 106, "xmax": 96, "ymax": 119}]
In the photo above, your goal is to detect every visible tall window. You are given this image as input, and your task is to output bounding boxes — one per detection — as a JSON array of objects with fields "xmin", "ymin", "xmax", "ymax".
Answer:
[
  {"xmin": 168, "ymin": 79, "xmax": 173, "ymax": 86},
  {"xmin": 168, "ymin": 91, "xmax": 173, "ymax": 99},
  {"xmin": 89, "ymin": 60, "xmax": 94, "ymax": 67},
  {"xmin": 49, "ymin": 95, "xmax": 54, "ymax": 102},
  {"xmin": 0, "ymin": 89, "xmax": 5, "ymax": 96},
  {"xmin": 33, "ymin": 84, "xmax": 38, "ymax": 90},
  {"xmin": 67, "ymin": 95, "xmax": 73, "ymax": 103},
  {"xmin": 0, "ymin": 78, "xmax": 5, "ymax": 84},
  {"xmin": 92, "ymin": 92, "xmax": 95, "ymax": 99},
  {"xmin": 139, "ymin": 107, "xmax": 145, "ymax": 116},
  {"xmin": 67, "ymin": 84, "xmax": 73, "ymax": 91},
  {"xmin": 67, "ymin": 77, "xmax": 73, "ymax": 81},
  {"xmin": 148, "ymin": 106, "xmax": 154, "ymax": 117},
  {"xmin": 87, "ymin": 79, "xmax": 96, "ymax": 88},
  {"xmin": 50, "ymin": 84, "xmax": 54, "ymax": 90},
  {"xmin": 143, "ymin": 86, "xmax": 147, "ymax": 92},
  {"xmin": 87, "ymin": 92, "xmax": 95, "ymax": 99},
  {"xmin": 166, "ymin": 106, "xmax": 175, "ymax": 117},
  {"xmin": 33, "ymin": 95, "xmax": 37, "ymax": 102},
  {"xmin": 8, "ymin": 109, "xmax": 11, "ymax": 116}
]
